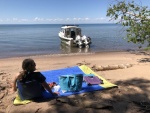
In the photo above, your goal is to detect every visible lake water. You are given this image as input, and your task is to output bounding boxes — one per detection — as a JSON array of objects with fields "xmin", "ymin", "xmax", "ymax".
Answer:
[{"xmin": 0, "ymin": 24, "xmax": 142, "ymax": 58}]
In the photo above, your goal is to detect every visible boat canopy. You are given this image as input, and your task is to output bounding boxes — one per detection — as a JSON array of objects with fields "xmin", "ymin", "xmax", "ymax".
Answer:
[
  {"xmin": 61, "ymin": 25, "xmax": 79, "ymax": 29},
  {"xmin": 61, "ymin": 25, "xmax": 81, "ymax": 39}
]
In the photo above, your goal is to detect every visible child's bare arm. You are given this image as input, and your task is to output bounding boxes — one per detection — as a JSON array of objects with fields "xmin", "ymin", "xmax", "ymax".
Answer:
[
  {"xmin": 41, "ymin": 81, "xmax": 59, "ymax": 96},
  {"xmin": 12, "ymin": 73, "xmax": 19, "ymax": 92}
]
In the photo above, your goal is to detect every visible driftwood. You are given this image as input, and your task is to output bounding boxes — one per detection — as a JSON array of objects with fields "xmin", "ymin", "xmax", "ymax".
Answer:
[{"xmin": 92, "ymin": 64, "xmax": 133, "ymax": 71}]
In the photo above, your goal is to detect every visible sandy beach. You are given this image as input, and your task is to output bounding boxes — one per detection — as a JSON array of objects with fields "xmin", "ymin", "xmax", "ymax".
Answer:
[{"xmin": 0, "ymin": 51, "xmax": 150, "ymax": 113}]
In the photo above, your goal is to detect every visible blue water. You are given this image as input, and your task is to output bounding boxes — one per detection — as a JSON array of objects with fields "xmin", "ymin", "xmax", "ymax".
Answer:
[{"xmin": 0, "ymin": 24, "xmax": 142, "ymax": 58}]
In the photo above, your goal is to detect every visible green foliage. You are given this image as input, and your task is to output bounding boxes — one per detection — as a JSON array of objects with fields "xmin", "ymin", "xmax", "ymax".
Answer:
[
  {"xmin": 144, "ymin": 47, "xmax": 150, "ymax": 51},
  {"xmin": 107, "ymin": 0, "xmax": 150, "ymax": 47}
]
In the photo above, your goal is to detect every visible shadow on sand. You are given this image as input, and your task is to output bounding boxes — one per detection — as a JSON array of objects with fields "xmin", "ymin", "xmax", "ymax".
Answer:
[{"xmin": 7, "ymin": 78, "xmax": 150, "ymax": 113}]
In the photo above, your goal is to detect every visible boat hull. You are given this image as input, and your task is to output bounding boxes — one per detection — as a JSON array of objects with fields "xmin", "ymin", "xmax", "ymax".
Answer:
[{"xmin": 59, "ymin": 33, "xmax": 75, "ymax": 47}]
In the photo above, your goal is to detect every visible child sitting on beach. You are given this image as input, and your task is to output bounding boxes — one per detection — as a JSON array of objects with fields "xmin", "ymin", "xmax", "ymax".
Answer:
[{"xmin": 13, "ymin": 58, "xmax": 59, "ymax": 100}]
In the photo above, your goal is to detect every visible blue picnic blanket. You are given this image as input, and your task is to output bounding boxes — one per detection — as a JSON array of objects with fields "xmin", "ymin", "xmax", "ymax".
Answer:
[
  {"xmin": 41, "ymin": 66, "xmax": 103, "ymax": 98},
  {"xmin": 14, "ymin": 65, "xmax": 117, "ymax": 105}
]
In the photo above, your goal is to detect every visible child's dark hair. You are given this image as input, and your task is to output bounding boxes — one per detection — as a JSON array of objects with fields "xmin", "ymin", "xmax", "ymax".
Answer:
[
  {"xmin": 17, "ymin": 58, "xmax": 35, "ymax": 80},
  {"xmin": 22, "ymin": 58, "xmax": 35, "ymax": 71}
]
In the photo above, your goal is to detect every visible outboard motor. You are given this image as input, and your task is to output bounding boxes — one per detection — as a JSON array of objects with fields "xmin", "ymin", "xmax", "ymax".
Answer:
[
  {"xmin": 75, "ymin": 35, "xmax": 83, "ymax": 48},
  {"xmin": 82, "ymin": 35, "xmax": 91, "ymax": 48},
  {"xmin": 87, "ymin": 37, "xmax": 91, "ymax": 43},
  {"xmin": 77, "ymin": 40, "xmax": 83, "ymax": 48}
]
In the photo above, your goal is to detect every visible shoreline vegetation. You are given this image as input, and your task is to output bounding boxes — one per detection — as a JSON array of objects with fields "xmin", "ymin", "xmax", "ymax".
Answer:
[{"xmin": 0, "ymin": 51, "xmax": 150, "ymax": 113}]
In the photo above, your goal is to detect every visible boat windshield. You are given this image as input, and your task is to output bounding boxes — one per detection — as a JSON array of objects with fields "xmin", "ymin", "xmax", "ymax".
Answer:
[{"xmin": 62, "ymin": 27, "xmax": 82, "ymax": 39}]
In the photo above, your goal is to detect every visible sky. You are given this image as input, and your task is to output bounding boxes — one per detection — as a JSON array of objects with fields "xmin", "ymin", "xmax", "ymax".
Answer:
[{"xmin": 0, "ymin": 0, "xmax": 149, "ymax": 24}]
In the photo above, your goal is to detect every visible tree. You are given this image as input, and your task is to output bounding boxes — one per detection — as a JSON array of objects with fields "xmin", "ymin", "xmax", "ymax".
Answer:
[{"xmin": 107, "ymin": 0, "xmax": 150, "ymax": 47}]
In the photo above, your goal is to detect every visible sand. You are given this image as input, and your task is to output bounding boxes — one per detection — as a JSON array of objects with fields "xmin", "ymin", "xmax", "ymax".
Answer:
[{"xmin": 0, "ymin": 51, "xmax": 150, "ymax": 113}]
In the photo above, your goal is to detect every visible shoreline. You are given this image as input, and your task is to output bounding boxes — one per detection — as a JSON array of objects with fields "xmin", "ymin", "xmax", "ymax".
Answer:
[
  {"xmin": 0, "ymin": 49, "xmax": 143, "ymax": 60},
  {"xmin": 0, "ymin": 51, "xmax": 133, "ymax": 63}
]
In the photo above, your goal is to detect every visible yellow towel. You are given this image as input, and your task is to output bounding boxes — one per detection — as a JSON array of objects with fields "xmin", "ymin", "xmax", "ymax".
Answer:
[
  {"xmin": 79, "ymin": 65, "xmax": 117, "ymax": 88},
  {"xmin": 13, "ymin": 95, "xmax": 32, "ymax": 105}
]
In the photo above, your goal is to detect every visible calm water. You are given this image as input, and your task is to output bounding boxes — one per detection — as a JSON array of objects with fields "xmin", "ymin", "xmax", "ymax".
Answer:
[{"xmin": 0, "ymin": 24, "xmax": 142, "ymax": 58}]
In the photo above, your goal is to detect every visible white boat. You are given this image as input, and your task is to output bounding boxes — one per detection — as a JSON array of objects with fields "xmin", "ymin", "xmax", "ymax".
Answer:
[{"xmin": 58, "ymin": 25, "xmax": 91, "ymax": 48}]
